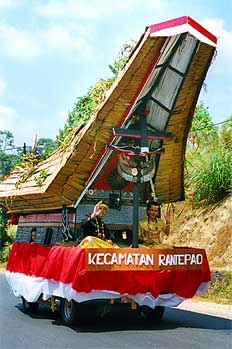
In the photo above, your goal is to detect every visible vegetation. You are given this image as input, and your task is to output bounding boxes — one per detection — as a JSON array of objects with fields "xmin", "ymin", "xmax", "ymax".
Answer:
[
  {"xmin": 0, "ymin": 131, "xmax": 19, "ymax": 180},
  {"xmin": 190, "ymin": 145, "xmax": 232, "ymax": 205},
  {"xmin": 34, "ymin": 169, "xmax": 49, "ymax": 187},
  {"xmin": 0, "ymin": 134, "xmax": 56, "ymax": 260},
  {"xmin": 36, "ymin": 138, "xmax": 56, "ymax": 160},
  {"xmin": 220, "ymin": 115, "xmax": 232, "ymax": 149},
  {"xmin": 0, "ymin": 224, "xmax": 17, "ymax": 266},
  {"xmin": 186, "ymin": 103, "xmax": 232, "ymax": 205},
  {"xmin": 196, "ymin": 271, "xmax": 232, "ymax": 305},
  {"xmin": 0, "ymin": 209, "xmax": 10, "ymax": 264}
]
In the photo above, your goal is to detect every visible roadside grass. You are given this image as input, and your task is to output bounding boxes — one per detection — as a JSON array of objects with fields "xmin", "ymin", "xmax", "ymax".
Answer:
[{"xmin": 195, "ymin": 270, "xmax": 232, "ymax": 305}]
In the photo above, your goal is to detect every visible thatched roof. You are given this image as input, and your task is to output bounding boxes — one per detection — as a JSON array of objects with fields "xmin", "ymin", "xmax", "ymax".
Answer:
[{"xmin": 0, "ymin": 16, "xmax": 217, "ymax": 213}]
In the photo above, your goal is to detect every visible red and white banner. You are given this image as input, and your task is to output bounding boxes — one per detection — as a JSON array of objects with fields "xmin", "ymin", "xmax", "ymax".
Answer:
[{"xmin": 6, "ymin": 242, "xmax": 211, "ymax": 308}]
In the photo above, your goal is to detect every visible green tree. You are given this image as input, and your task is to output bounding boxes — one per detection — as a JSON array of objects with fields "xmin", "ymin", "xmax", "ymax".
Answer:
[
  {"xmin": 36, "ymin": 137, "xmax": 56, "ymax": 160},
  {"xmin": 220, "ymin": 115, "xmax": 232, "ymax": 149},
  {"xmin": 188, "ymin": 102, "xmax": 218, "ymax": 150},
  {"xmin": 0, "ymin": 130, "xmax": 14, "ymax": 151},
  {"xmin": 0, "ymin": 130, "xmax": 19, "ymax": 180},
  {"xmin": 0, "ymin": 131, "xmax": 18, "ymax": 261},
  {"xmin": 0, "ymin": 207, "xmax": 10, "ymax": 262}
]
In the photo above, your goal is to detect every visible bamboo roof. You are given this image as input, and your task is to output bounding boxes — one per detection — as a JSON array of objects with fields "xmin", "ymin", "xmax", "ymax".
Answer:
[{"xmin": 0, "ymin": 16, "xmax": 217, "ymax": 214}]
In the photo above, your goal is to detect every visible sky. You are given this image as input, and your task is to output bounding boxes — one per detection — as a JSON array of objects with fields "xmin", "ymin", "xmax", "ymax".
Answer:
[{"xmin": 0, "ymin": 0, "xmax": 231, "ymax": 147}]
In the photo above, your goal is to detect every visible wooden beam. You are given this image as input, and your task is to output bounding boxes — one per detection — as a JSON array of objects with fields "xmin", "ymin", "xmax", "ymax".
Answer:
[{"xmin": 113, "ymin": 128, "xmax": 172, "ymax": 140}]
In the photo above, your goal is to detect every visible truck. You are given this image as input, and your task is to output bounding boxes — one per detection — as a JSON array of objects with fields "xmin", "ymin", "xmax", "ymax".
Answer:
[{"xmin": 0, "ymin": 16, "xmax": 217, "ymax": 325}]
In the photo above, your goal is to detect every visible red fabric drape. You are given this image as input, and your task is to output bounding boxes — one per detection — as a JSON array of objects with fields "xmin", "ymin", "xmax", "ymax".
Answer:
[{"xmin": 7, "ymin": 242, "xmax": 211, "ymax": 299}]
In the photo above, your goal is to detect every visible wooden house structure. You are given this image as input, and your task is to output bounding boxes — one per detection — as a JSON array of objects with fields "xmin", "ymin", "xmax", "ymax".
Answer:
[{"xmin": 0, "ymin": 16, "xmax": 217, "ymax": 245}]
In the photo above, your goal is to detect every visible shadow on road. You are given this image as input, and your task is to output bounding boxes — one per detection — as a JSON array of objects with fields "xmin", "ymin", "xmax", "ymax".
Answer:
[
  {"xmin": 164, "ymin": 307, "xmax": 231, "ymax": 330},
  {"xmin": 16, "ymin": 301, "xmax": 232, "ymax": 333}
]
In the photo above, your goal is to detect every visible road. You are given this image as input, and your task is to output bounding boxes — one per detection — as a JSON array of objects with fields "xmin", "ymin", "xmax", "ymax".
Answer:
[{"xmin": 0, "ymin": 272, "xmax": 231, "ymax": 349}]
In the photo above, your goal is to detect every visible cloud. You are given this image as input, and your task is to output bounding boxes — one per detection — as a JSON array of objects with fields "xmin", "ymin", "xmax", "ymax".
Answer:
[
  {"xmin": 57, "ymin": 111, "xmax": 68, "ymax": 124},
  {"xmin": 34, "ymin": 0, "xmax": 133, "ymax": 19},
  {"xmin": 0, "ymin": 0, "xmax": 168, "ymax": 61},
  {"xmin": 0, "ymin": 0, "xmax": 22, "ymax": 9},
  {"xmin": 39, "ymin": 23, "xmax": 93, "ymax": 59},
  {"xmin": 0, "ymin": 19, "xmax": 93, "ymax": 60},
  {"xmin": 34, "ymin": 0, "xmax": 167, "ymax": 20},
  {"xmin": 201, "ymin": 18, "xmax": 232, "ymax": 70},
  {"xmin": 0, "ymin": 22, "xmax": 41, "ymax": 60},
  {"xmin": 0, "ymin": 77, "xmax": 6, "ymax": 95},
  {"xmin": 0, "ymin": 105, "xmax": 18, "ymax": 130}
]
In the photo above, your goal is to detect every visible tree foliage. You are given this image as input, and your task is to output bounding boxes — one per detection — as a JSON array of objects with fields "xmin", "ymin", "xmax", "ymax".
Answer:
[
  {"xmin": 0, "ymin": 130, "xmax": 19, "ymax": 180},
  {"xmin": 0, "ymin": 132, "xmax": 56, "ymax": 261},
  {"xmin": 220, "ymin": 115, "xmax": 232, "ymax": 149},
  {"xmin": 0, "ymin": 208, "xmax": 10, "ymax": 262},
  {"xmin": 36, "ymin": 137, "xmax": 56, "ymax": 160},
  {"xmin": 187, "ymin": 102, "xmax": 218, "ymax": 149},
  {"xmin": 0, "ymin": 131, "xmax": 56, "ymax": 182},
  {"xmin": 0, "ymin": 130, "xmax": 14, "ymax": 151}
]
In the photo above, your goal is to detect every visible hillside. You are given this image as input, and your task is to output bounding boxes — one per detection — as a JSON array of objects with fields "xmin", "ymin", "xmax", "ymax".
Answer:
[{"xmin": 164, "ymin": 194, "xmax": 232, "ymax": 269}]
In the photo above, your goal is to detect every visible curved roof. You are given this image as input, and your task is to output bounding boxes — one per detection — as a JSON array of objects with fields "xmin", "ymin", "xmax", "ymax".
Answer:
[{"xmin": 0, "ymin": 16, "xmax": 217, "ymax": 213}]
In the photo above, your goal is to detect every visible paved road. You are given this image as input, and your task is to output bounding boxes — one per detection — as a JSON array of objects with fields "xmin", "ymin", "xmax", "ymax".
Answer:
[{"xmin": 0, "ymin": 273, "xmax": 231, "ymax": 349}]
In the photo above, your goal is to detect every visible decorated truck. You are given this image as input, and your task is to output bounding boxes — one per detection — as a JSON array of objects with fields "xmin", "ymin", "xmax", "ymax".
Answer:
[{"xmin": 0, "ymin": 16, "xmax": 217, "ymax": 325}]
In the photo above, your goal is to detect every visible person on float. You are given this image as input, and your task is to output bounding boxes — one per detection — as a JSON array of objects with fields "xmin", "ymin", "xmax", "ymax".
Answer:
[
  {"xmin": 30, "ymin": 228, "xmax": 36, "ymax": 243},
  {"xmin": 79, "ymin": 201, "xmax": 113, "ymax": 245},
  {"xmin": 138, "ymin": 200, "xmax": 171, "ymax": 248}
]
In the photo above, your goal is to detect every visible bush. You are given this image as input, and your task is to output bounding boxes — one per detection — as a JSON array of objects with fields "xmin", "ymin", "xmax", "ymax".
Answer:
[
  {"xmin": 200, "ymin": 271, "xmax": 232, "ymax": 304},
  {"xmin": 7, "ymin": 224, "xmax": 17, "ymax": 241},
  {"xmin": 0, "ymin": 242, "xmax": 12, "ymax": 263},
  {"xmin": 189, "ymin": 144, "xmax": 232, "ymax": 205},
  {"xmin": 0, "ymin": 209, "xmax": 9, "ymax": 247},
  {"xmin": 0, "ymin": 212, "xmax": 16, "ymax": 263}
]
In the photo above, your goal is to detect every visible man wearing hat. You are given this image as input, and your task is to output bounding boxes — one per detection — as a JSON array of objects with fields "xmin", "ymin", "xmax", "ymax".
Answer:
[
  {"xmin": 138, "ymin": 201, "xmax": 171, "ymax": 247},
  {"xmin": 80, "ymin": 201, "xmax": 112, "ymax": 243}
]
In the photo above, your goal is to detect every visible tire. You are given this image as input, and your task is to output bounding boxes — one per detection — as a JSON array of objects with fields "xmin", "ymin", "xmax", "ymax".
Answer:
[
  {"xmin": 149, "ymin": 305, "xmax": 165, "ymax": 322},
  {"xmin": 60, "ymin": 299, "xmax": 79, "ymax": 325},
  {"xmin": 139, "ymin": 305, "xmax": 165, "ymax": 323},
  {"xmin": 21, "ymin": 297, "xmax": 38, "ymax": 314}
]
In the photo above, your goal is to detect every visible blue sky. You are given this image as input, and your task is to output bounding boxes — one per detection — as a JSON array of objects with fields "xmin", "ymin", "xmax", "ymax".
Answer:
[{"xmin": 0, "ymin": 0, "xmax": 231, "ymax": 147}]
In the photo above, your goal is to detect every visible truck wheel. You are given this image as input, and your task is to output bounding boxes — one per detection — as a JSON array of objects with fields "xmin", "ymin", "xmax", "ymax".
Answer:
[
  {"xmin": 148, "ymin": 306, "xmax": 165, "ymax": 322},
  {"xmin": 21, "ymin": 297, "xmax": 38, "ymax": 313},
  {"xmin": 140, "ymin": 305, "xmax": 165, "ymax": 323},
  {"xmin": 61, "ymin": 299, "xmax": 79, "ymax": 325}
]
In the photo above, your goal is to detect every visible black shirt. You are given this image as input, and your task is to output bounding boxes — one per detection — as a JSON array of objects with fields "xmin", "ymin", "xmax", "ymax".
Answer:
[{"xmin": 80, "ymin": 216, "xmax": 110, "ymax": 241}]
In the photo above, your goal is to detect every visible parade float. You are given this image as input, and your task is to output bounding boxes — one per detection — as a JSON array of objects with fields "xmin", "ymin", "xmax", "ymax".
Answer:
[{"xmin": 0, "ymin": 16, "xmax": 217, "ymax": 324}]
